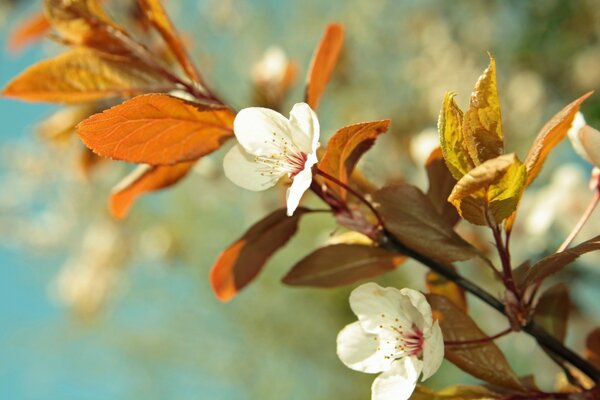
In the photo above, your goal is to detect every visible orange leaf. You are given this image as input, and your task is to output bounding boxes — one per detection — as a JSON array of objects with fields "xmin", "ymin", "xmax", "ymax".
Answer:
[
  {"xmin": 210, "ymin": 208, "xmax": 307, "ymax": 302},
  {"xmin": 524, "ymin": 91, "xmax": 593, "ymax": 186},
  {"xmin": 109, "ymin": 161, "xmax": 195, "ymax": 219},
  {"xmin": 318, "ymin": 119, "xmax": 390, "ymax": 198},
  {"xmin": 7, "ymin": 12, "xmax": 51, "ymax": 52},
  {"xmin": 305, "ymin": 23, "xmax": 344, "ymax": 110},
  {"xmin": 77, "ymin": 94, "xmax": 234, "ymax": 165},
  {"xmin": 2, "ymin": 48, "xmax": 170, "ymax": 103},
  {"xmin": 43, "ymin": 0, "xmax": 127, "ymax": 53},
  {"xmin": 137, "ymin": 0, "xmax": 200, "ymax": 82}
]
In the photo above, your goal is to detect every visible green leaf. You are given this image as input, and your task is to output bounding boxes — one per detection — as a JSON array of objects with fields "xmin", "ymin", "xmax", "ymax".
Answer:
[
  {"xmin": 533, "ymin": 283, "xmax": 570, "ymax": 343},
  {"xmin": 438, "ymin": 92, "xmax": 474, "ymax": 180},
  {"xmin": 427, "ymin": 294, "xmax": 523, "ymax": 390},
  {"xmin": 448, "ymin": 153, "xmax": 526, "ymax": 226},
  {"xmin": 463, "ymin": 55, "xmax": 504, "ymax": 165},
  {"xmin": 373, "ymin": 183, "xmax": 479, "ymax": 264},
  {"xmin": 282, "ymin": 244, "xmax": 403, "ymax": 287}
]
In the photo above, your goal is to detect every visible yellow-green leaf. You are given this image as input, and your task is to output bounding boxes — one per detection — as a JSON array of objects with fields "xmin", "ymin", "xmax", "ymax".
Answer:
[
  {"xmin": 448, "ymin": 153, "xmax": 526, "ymax": 226},
  {"xmin": 2, "ymin": 48, "xmax": 169, "ymax": 103},
  {"xmin": 439, "ymin": 92, "xmax": 474, "ymax": 180},
  {"xmin": 463, "ymin": 55, "xmax": 504, "ymax": 165}
]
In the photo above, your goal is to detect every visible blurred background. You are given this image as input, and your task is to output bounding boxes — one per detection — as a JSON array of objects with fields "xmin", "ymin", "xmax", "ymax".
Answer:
[{"xmin": 1, "ymin": 0, "xmax": 600, "ymax": 399}]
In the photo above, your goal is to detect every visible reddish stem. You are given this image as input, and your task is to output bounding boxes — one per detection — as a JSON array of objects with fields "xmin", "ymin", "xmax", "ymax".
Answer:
[{"xmin": 314, "ymin": 168, "xmax": 385, "ymax": 227}]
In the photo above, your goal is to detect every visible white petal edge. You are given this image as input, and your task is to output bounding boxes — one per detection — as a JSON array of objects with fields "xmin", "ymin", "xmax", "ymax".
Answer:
[
  {"xmin": 336, "ymin": 321, "xmax": 393, "ymax": 374},
  {"xmin": 399, "ymin": 288, "xmax": 434, "ymax": 332},
  {"xmin": 349, "ymin": 283, "xmax": 415, "ymax": 335},
  {"xmin": 371, "ymin": 357, "xmax": 423, "ymax": 400},
  {"xmin": 579, "ymin": 125, "xmax": 600, "ymax": 167},
  {"xmin": 289, "ymin": 102, "xmax": 320, "ymax": 154},
  {"xmin": 233, "ymin": 107, "xmax": 293, "ymax": 157},
  {"xmin": 420, "ymin": 320, "xmax": 444, "ymax": 381},
  {"xmin": 223, "ymin": 144, "xmax": 280, "ymax": 191},
  {"xmin": 567, "ymin": 112, "xmax": 591, "ymax": 163},
  {"xmin": 285, "ymin": 153, "xmax": 317, "ymax": 216}
]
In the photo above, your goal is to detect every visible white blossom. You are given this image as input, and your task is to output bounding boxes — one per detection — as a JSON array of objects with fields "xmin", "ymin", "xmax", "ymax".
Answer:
[
  {"xmin": 568, "ymin": 112, "xmax": 600, "ymax": 167},
  {"xmin": 337, "ymin": 283, "xmax": 444, "ymax": 400},
  {"xmin": 223, "ymin": 103, "xmax": 320, "ymax": 216}
]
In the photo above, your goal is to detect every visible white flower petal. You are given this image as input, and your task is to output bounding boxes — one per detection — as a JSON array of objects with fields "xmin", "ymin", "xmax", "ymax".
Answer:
[
  {"xmin": 399, "ymin": 288, "xmax": 433, "ymax": 332},
  {"xmin": 223, "ymin": 144, "xmax": 280, "ymax": 191},
  {"xmin": 349, "ymin": 283, "xmax": 415, "ymax": 335},
  {"xmin": 285, "ymin": 153, "xmax": 317, "ymax": 216},
  {"xmin": 579, "ymin": 125, "xmax": 600, "ymax": 167},
  {"xmin": 336, "ymin": 321, "xmax": 393, "ymax": 373},
  {"xmin": 568, "ymin": 112, "xmax": 591, "ymax": 163},
  {"xmin": 421, "ymin": 320, "xmax": 444, "ymax": 381},
  {"xmin": 371, "ymin": 357, "xmax": 423, "ymax": 400},
  {"xmin": 233, "ymin": 107, "xmax": 293, "ymax": 156},
  {"xmin": 289, "ymin": 102, "xmax": 320, "ymax": 154}
]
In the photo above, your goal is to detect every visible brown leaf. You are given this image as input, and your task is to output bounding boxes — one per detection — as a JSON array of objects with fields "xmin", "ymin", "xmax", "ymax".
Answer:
[
  {"xmin": 305, "ymin": 23, "xmax": 344, "ymax": 110},
  {"xmin": 282, "ymin": 244, "xmax": 403, "ymax": 288},
  {"xmin": 533, "ymin": 283, "xmax": 570, "ymax": 343},
  {"xmin": 43, "ymin": 0, "xmax": 126, "ymax": 52},
  {"xmin": 2, "ymin": 48, "xmax": 169, "ymax": 103},
  {"xmin": 585, "ymin": 327, "xmax": 600, "ymax": 370},
  {"xmin": 77, "ymin": 94, "xmax": 234, "ymax": 165},
  {"xmin": 210, "ymin": 208, "xmax": 307, "ymax": 302},
  {"xmin": 7, "ymin": 12, "xmax": 51, "ymax": 52},
  {"xmin": 373, "ymin": 184, "xmax": 479, "ymax": 264},
  {"xmin": 524, "ymin": 92, "xmax": 593, "ymax": 186},
  {"xmin": 463, "ymin": 55, "xmax": 504, "ymax": 165},
  {"xmin": 524, "ymin": 235, "xmax": 600, "ymax": 286},
  {"xmin": 109, "ymin": 161, "xmax": 195, "ymax": 219},
  {"xmin": 426, "ymin": 269, "xmax": 467, "ymax": 312},
  {"xmin": 426, "ymin": 147, "xmax": 460, "ymax": 226},
  {"xmin": 318, "ymin": 120, "xmax": 390, "ymax": 198},
  {"xmin": 137, "ymin": 0, "xmax": 199, "ymax": 82},
  {"xmin": 427, "ymin": 294, "xmax": 523, "ymax": 390},
  {"xmin": 411, "ymin": 384, "xmax": 502, "ymax": 400}
]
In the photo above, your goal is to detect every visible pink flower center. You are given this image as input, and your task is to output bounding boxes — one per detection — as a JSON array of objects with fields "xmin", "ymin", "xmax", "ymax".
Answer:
[
  {"xmin": 255, "ymin": 132, "xmax": 308, "ymax": 177},
  {"xmin": 376, "ymin": 317, "xmax": 425, "ymax": 361}
]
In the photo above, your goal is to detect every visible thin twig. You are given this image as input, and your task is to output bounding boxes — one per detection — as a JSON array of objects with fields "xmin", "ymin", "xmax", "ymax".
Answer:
[{"xmin": 557, "ymin": 190, "xmax": 600, "ymax": 253}]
